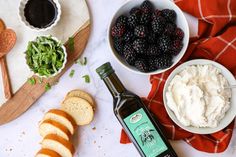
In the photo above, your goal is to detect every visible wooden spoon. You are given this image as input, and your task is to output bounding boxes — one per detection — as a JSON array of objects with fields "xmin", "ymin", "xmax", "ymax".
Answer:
[{"xmin": 0, "ymin": 29, "xmax": 16, "ymax": 99}]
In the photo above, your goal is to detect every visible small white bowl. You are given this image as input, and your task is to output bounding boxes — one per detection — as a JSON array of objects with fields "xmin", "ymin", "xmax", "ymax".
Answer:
[
  {"xmin": 163, "ymin": 59, "xmax": 236, "ymax": 134},
  {"xmin": 108, "ymin": 0, "xmax": 189, "ymax": 75},
  {"xmin": 25, "ymin": 36, "xmax": 67, "ymax": 78},
  {"xmin": 19, "ymin": 0, "xmax": 61, "ymax": 31}
]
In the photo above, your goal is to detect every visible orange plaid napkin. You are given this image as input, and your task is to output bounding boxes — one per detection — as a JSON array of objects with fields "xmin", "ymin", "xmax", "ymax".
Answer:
[{"xmin": 120, "ymin": 0, "xmax": 236, "ymax": 153}]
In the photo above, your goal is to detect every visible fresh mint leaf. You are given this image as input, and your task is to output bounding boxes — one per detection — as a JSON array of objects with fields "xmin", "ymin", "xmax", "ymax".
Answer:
[
  {"xmin": 68, "ymin": 37, "xmax": 75, "ymax": 52},
  {"xmin": 69, "ymin": 69, "xmax": 75, "ymax": 78},
  {"xmin": 28, "ymin": 78, "xmax": 36, "ymax": 85},
  {"xmin": 45, "ymin": 83, "xmax": 51, "ymax": 91},
  {"xmin": 82, "ymin": 75, "xmax": 90, "ymax": 83}
]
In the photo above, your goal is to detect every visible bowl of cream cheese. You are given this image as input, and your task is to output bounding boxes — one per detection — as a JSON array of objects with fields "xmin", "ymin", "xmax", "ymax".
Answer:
[{"xmin": 163, "ymin": 59, "xmax": 236, "ymax": 134}]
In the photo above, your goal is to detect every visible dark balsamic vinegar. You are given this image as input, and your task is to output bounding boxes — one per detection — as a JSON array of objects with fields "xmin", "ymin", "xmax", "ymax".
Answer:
[
  {"xmin": 96, "ymin": 62, "xmax": 178, "ymax": 157},
  {"xmin": 24, "ymin": 0, "xmax": 58, "ymax": 28}
]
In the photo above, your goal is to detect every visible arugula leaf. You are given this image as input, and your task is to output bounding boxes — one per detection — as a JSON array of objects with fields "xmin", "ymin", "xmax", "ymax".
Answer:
[
  {"xmin": 82, "ymin": 75, "xmax": 90, "ymax": 83},
  {"xmin": 68, "ymin": 37, "xmax": 74, "ymax": 52},
  {"xmin": 45, "ymin": 83, "xmax": 51, "ymax": 91},
  {"xmin": 69, "ymin": 69, "xmax": 75, "ymax": 78},
  {"xmin": 28, "ymin": 78, "xmax": 36, "ymax": 85},
  {"xmin": 76, "ymin": 57, "xmax": 87, "ymax": 66}
]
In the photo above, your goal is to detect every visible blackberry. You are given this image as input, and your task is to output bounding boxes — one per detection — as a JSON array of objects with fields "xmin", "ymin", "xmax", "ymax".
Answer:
[
  {"xmin": 156, "ymin": 54, "xmax": 173, "ymax": 69},
  {"xmin": 170, "ymin": 40, "xmax": 183, "ymax": 55},
  {"xmin": 147, "ymin": 45, "xmax": 161, "ymax": 56},
  {"xmin": 151, "ymin": 16, "xmax": 166, "ymax": 34},
  {"xmin": 111, "ymin": 24, "xmax": 125, "ymax": 37},
  {"xmin": 173, "ymin": 27, "xmax": 184, "ymax": 40},
  {"xmin": 147, "ymin": 32, "xmax": 157, "ymax": 44},
  {"xmin": 152, "ymin": 9, "xmax": 161, "ymax": 20},
  {"xmin": 140, "ymin": 0, "xmax": 154, "ymax": 13},
  {"xmin": 133, "ymin": 39, "xmax": 147, "ymax": 54},
  {"xmin": 158, "ymin": 36, "xmax": 171, "ymax": 53},
  {"xmin": 140, "ymin": 11, "xmax": 152, "ymax": 25},
  {"xmin": 123, "ymin": 44, "xmax": 137, "ymax": 65},
  {"xmin": 134, "ymin": 58, "xmax": 149, "ymax": 72},
  {"xmin": 123, "ymin": 31, "xmax": 134, "ymax": 42},
  {"xmin": 113, "ymin": 37, "xmax": 124, "ymax": 55},
  {"xmin": 161, "ymin": 9, "xmax": 177, "ymax": 23},
  {"xmin": 163, "ymin": 23, "xmax": 176, "ymax": 36},
  {"xmin": 134, "ymin": 25, "xmax": 148, "ymax": 38},
  {"xmin": 116, "ymin": 15, "xmax": 128, "ymax": 26},
  {"xmin": 130, "ymin": 7, "xmax": 142, "ymax": 15},
  {"xmin": 127, "ymin": 13, "xmax": 140, "ymax": 28},
  {"xmin": 148, "ymin": 58, "xmax": 158, "ymax": 71}
]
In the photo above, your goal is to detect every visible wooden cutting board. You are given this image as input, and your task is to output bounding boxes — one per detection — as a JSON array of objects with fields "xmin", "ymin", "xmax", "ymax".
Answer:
[{"xmin": 0, "ymin": 0, "xmax": 91, "ymax": 125}]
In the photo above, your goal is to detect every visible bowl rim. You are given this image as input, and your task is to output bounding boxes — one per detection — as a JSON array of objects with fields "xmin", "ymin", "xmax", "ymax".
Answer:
[
  {"xmin": 25, "ymin": 35, "xmax": 67, "ymax": 78},
  {"xmin": 108, "ymin": 0, "xmax": 190, "ymax": 75},
  {"xmin": 18, "ymin": 0, "xmax": 62, "ymax": 32},
  {"xmin": 163, "ymin": 59, "xmax": 236, "ymax": 134}
]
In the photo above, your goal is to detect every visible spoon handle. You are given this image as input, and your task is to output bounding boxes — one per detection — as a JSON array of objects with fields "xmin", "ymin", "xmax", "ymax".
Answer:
[{"xmin": 0, "ymin": 56, "xmax": 12, "ymax": 99}]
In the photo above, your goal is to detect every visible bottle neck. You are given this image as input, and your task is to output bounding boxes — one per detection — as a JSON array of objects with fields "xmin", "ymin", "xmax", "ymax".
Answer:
[{"xmin": 103, "ymin": 72, "xmax": 126, "ymax": 98}]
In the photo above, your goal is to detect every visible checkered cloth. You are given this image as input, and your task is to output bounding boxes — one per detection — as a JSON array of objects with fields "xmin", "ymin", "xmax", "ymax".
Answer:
[{"xmin": 120, "ymin": 0, "xmax": 236, "ymax": 153}]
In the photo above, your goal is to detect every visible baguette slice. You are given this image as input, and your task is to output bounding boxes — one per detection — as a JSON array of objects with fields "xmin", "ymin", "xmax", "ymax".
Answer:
[
  {"xmin": 66, "ymin": 89, "xmax": 95, "ymax": 109},
  {"xmin": 39, "ymin": 119, "xmax": 71, "ymax": 140},
  {"xmin": 36, "ymin": 148, "xmax": 61, "ymax": 157},
  {"xmin": 61, "ymin": 97, "xmax": 94, "ymax": 125},
  {"xmin": 42, "ymin": 134, "xmax": 75, "ymax": 157},
  {"xmin": 43, "ymin": 109, "xmax": 77, "ymax": 134}
]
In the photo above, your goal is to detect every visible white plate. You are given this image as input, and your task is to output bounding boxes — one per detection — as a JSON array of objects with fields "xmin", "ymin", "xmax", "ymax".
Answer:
[
  {"xmin": 163, "ymin": 59, "xmax": 236, "ymax": 134},
  {"xmin": 108, "ymin": 0, "xmax": 189, "ymax": 75}
]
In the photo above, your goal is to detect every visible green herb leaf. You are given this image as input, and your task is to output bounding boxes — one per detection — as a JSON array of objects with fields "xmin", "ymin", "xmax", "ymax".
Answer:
[
  {"xmin": 26, "ymin": 36, "xmax": 65, "ymax": 77},
  {"xmin": 82, "ymin": 75, "xmax": 90, "ymax": 83},
  {"xmin": 38, "ymin": 77, "xmax": 43, "ymax": 84},
  {"xmin": 28, "ymin": 78, "xmax": 36, "ymax": 85},
  {"xmin": 69, "ymin": 69, "xmax": 75, "ymax": 78},
  {"xmin": 68, "ymin": 37, "xmax": 74, "ymax": 52},
  {"xmin": 45, "ymin": 83, "xmax": 51, "ymax": 91},
  {"xmin": 76, "ymin": 57, "xmax": 87, "ymax": 66}
]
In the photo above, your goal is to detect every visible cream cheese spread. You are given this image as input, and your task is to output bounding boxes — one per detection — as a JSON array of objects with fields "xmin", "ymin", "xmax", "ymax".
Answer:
[{"xmin": 166, "ymin": 64, "xmax": 231, "ymax": 128}]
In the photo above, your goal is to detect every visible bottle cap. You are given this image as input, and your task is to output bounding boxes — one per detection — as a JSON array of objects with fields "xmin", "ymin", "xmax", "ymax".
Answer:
[{"xmin": 96, "ymin": 62, "xmax": 114, "ymax": 79}]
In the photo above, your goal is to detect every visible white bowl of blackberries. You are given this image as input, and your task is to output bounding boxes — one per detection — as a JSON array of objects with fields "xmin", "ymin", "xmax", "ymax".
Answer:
[{"xmin": 108, "ymin": 0, "xmax": 189, "ymax": 75}]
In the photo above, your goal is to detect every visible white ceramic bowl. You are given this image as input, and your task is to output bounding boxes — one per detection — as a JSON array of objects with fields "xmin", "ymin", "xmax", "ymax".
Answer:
[
  {"xmin": 108, "ymin": 0, "xmax": 189, "ymax": 75},
  {"xmin": 19, "ymin": 0, "xmax": 61, "ymax": 31},
  {"xmin": 163, "ymin": 59, "xmax": 236, "ymax": 134},
  {"xmin": 25, "ymin": 36, "xmax": 67, "ymax": 78}
]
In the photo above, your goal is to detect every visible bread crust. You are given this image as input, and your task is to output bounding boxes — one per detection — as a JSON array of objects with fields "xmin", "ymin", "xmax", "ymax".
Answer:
[
  {"xmin": 36, "ymin": 148, "xmax": 61, "ymax": 157},
  {"xmin": 44, "ymin": 109, "xmax": 77, "ymax": 134}
]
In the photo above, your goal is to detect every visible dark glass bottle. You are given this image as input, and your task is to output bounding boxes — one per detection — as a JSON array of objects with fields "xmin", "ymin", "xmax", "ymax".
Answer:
[{"xmin": 96, "ymin": 62, "xmax": 178, "ymax": 157}]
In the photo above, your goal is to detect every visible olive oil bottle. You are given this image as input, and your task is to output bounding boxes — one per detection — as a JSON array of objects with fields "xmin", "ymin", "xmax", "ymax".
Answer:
[{"xmin": 96, "ymin": 62, "xmax": 178, "ymax": 157}]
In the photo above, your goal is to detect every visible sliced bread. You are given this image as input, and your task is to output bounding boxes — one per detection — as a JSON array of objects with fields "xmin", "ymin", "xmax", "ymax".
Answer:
[
  {"xmin": 35, "ymin": 148, "xmax": 61, "ymax": 157},
  {"xmin": 41, "ymin": 134, "xmax": 75, "ymax": 157},
  {"xmin": 66, "ymin": 89, "xmax": 95, "ymax": 109},
  {"xmin": 43, "ymin": 109, "xmax": 77, "ymax": 134},
  {"xmin": 39, "ymin": 119, "xmax": 71, "ymax": 140},
  {"xmin": 61, "ymin": 97, "xmax": 94, "ymax": 126}
]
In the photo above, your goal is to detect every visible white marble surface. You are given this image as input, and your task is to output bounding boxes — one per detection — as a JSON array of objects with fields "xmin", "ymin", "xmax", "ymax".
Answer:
[{"xmin": 0, "ymin": 0, "xmax": 236, "ymax": 157}]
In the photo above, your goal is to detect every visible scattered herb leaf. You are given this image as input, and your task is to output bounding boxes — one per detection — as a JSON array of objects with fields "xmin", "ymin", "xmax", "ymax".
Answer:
[
  {"xmin": 45, "ymin": 83, "xmax": 51, "ymax": 91},
  {"xmin": 69, "ymin": 69, "xmax": 75, "ymax": 78},
  {"xmin": 38, "ymin": 77, "xmax": 43, "ymax": 84},
  {"xmin": 82, "ymin": 75, "xmax": 90, "ymax": 83},
  {"xmin": 76, "ymin": 57, "xmax": 87, "ymax": 66},
  {"xmin": 68, "ymin": 37, "xmax": 74, "ymax": 52},
  {"xmin": 28, "ymin": 78, "xmax": 36, "ymax": 85}
]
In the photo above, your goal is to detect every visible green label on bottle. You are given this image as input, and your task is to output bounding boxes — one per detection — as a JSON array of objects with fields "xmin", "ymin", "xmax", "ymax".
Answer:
[{"xmin": 124, "ymin": 108, "xmax": 168, "ymax": 157}]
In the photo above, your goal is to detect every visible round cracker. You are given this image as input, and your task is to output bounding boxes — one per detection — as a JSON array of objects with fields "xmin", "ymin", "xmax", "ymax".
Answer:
[
  {"xmin": 0, "ymin": 19, "xmax": 6, "ymax": 33},
  {"xmin": 66, "ymin": 89, "xmax": 95, "ymax": 109},
  {"xmin": 61, "ymin": 97, "xmax": 94, "ymax": 126},
  {"xmin": 0, "ymin": 29, "xmax": 16, "ymax": 54}
]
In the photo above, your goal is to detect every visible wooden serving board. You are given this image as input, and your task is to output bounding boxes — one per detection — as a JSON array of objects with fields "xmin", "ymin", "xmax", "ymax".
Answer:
[{"xmin": 0, "ymin": 0, "xmax": 91, "ymax": 125}]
